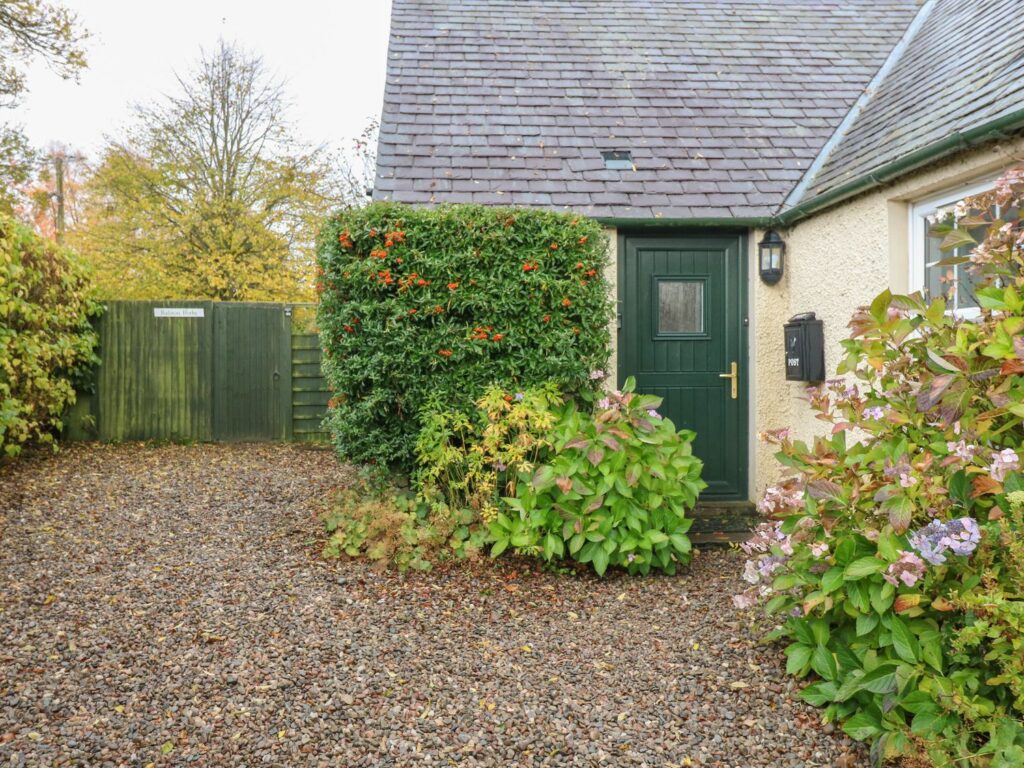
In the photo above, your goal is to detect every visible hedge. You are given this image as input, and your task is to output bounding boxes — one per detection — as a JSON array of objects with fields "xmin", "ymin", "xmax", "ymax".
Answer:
[
  {"xmin": 316, "ymin": 203, "xmax": 613, "ymax": 469},
  {"xmin": 0, "ymin": 215, "xmax": 100, "ymax": 456}
]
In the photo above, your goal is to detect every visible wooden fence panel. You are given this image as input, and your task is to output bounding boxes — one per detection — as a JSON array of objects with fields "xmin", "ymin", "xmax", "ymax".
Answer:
[
  {"xmin": 291, "ymin": 333, "xmax": 331, "ymax": 442},
  {"xmin": 97, "ymin": 301, "xmax": 214, "ymax": 442},
  {"xmin": 80, "ymin": 301, "xmax": 331, "ymax": 443}
]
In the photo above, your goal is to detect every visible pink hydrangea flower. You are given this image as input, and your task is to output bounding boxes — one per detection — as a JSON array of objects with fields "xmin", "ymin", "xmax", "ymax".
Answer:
[
  {"xmin": 989, "ymin": 448, "xmax": 1020, "ymax": 481},
  {"xmin": 883, "ymin": 550, "xmax": 927, "ymax": 587}
]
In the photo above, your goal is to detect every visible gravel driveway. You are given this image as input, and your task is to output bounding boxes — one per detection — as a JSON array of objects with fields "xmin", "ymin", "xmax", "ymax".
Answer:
[{"xmin": 1, "ymin": 444, "xmax": 864, "ymax": 767}]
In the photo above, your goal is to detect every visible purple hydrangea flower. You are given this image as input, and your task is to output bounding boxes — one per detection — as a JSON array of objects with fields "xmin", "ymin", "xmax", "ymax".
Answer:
[
  {"xmin": 910, "ymin": 520, "xmax": 951, "ymax": 565},
  {"xmin": 909, "ymin": 517, "xmax": 981, "ymax": 565},
  {"xmin": 514, "ymin": 392, "xmax": 525, "ymax": 401},
  {"xmin": 647, "ymin": 409, "xmax": 660, "ymax": 419},
  {"xmin": 589, "ymin": 369, "xmax": 606, "ymax": 381},
  {"xmin": 940, "ymin": 517, "xmax": 980, "ymax": 557},
  {"xmin": 596, "ymin": 397, "xmax": 611, "ymax": 410},
  {"xmin": 863, "ymin": 405, "xmax": 887, "ymax": 421}
]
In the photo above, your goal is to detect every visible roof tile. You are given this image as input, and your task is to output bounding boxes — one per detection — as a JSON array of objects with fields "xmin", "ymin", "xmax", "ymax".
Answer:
[{"xmin": 375, "ymin": 0, "xmax": 921, "ymax": 218}]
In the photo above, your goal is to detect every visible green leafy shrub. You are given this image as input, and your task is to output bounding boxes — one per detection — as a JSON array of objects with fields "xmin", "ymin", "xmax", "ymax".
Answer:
[
  {"xmin": 491, "ymin": 377, "xmax": 705, "ymax": 575},
  {"xmin": 0, "ymin": 215, "xmax": 99, "ymax": 456},
  {"xmin": 737, "ymin": 166, "xmax": 1024, "ymax": 765},
  {"xmin": 316, "ymin": 203, "xmax": 613, "ymax": 471},
  {"xmin": 415, "ymin": 382, "xmax": 563, "ymax": 523}
]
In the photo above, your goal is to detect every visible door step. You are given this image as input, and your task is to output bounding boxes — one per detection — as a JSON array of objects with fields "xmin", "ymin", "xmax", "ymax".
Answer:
[{"xmin": 689, "ymin": 501, "xmax": 758, "ymax": 545}]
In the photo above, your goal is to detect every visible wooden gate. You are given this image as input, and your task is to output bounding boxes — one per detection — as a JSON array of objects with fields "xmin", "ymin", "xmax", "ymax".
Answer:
[{"xmin": 73, "ymin": 301, "xmax": 330, "ymax": 443}]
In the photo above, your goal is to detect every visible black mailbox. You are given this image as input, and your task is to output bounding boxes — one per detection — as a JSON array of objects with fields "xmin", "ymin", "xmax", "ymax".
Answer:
[{"xmin": 784, "ymin": 312, "xmax": 825, "ymax": 382}]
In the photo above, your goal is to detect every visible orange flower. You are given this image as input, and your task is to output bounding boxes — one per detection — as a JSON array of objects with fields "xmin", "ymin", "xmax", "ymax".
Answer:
[
  {"xmin": 370, "ymin": 248, "xmax": 388, "ymax": 260},
  {"xmin": 408, "ymin": 308, "xmax": 417, "ymax": 315},
  {"xmin": 575, "ymin": 262, "xmax": 584, "ymax": 270},
  {"xmin": 369, "ymin": 227, "xmax": 378, "ymax": 237},
  {"xmin": 447, "ymin": 282, "xmax": 459, "ymax": 290},
  {"xmin": 561, "ymin": 298, "xmax": 571, "ymax": 307},
  {"xmin": 570, "ymin": 218, "xmax": 579, "ymax": 226},
  {"xmin": 416, "ymin": 278, "xmax": 429, "ymax": 286},
  {"xmin": 434, "ymin": 305, "xmax": 445, "ymax": 314},
  {"xmin": 522, "ymin": 263, "xmax": 534, "ymax": 272},
  {"xmin": 503, "ymin": 394, "xmax": 513, "ymax": 402},
  {"xmin": 543, "ymin": 314, "xmax": 551, "ymax": 323},
  {"xmin": 578, "ymin": 236, "xmax": 589, "ymax": 245},
  {"xmin": 492, "ymin": 333, "xmax": 504, "ymax": 341},
  {"xmin": 550, "ymin": 243, "xmax": 559, "ymax": 250},
  {"xmin": 343, "ymin": 324, "xmax": 354, "ymax": 333},
  {"xmin": 338, "ymin": 230, "xmax": 353, "ymax": 249},
  {"xmin": 385, "ymin": 239, "xmax": 394, "ymax": 248},
  {"xmin": 438, "ymin": 349, "xmax": 453, "ymax": 357}
]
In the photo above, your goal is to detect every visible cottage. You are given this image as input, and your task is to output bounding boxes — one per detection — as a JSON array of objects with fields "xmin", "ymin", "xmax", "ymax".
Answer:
[{"xmin": 374, "ymin": 0, "xmax": 1024, "ymax": 505}]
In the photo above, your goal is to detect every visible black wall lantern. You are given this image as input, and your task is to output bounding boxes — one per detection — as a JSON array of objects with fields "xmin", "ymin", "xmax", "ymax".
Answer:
[{"xmin": 758, "ymin": 229, "xmax": 785, "ymax": 285}]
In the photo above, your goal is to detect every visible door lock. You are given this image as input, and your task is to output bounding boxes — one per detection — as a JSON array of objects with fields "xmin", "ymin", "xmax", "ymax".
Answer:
[{"xmin": 719, "ymin": 361, "xmax": 738, "ymax": 399}]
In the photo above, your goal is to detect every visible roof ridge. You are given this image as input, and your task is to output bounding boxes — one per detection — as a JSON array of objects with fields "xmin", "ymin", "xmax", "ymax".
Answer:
[{"xmin": 776, "ymin": 0, "xmax": 937, "ymax": 217}]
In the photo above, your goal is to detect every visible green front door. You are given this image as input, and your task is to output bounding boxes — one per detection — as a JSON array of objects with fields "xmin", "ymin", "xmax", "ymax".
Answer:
[{"xmin": 618, "ymin": 233, "xmax": 747, "ymax": 499}]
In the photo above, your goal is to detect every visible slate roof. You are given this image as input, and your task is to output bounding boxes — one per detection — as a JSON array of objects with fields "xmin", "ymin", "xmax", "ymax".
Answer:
[
  {"xmin": 374, "ymin": 0, "xmax": 921, "ymax": 220},
  {"xmin": 797, "ymin": 0, "xmax": 1024, "ymax": 202}
]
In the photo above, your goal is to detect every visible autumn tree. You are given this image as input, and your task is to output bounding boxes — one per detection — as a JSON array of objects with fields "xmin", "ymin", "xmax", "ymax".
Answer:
[
  {"xmin": 72, "ymin": 40, "xmax": 349, "ymax": 301},
  {"xmin": 0, "ymin": 1, "xmax": 87, "ymax": 219}
]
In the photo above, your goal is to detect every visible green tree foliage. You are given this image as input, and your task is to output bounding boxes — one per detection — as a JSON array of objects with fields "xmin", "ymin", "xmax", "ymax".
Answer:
[
  {"xmin": 0, "ymin": 213, "xmax": 99, "ymax": 456},
  {"xmin": 0, "ymin": 0, "xmax": 87, "ymax": 107},
  {"xmin": 317, "ymin": 203, "xmax": 614, "ymax": 471},
  {"xmin": 0, "ymin": 125, "xmax": 37, "ymax": 217},
  {"xmin": 737, "ymin": 166, "xmax": 1024, "ymax": 765},
  {"xmin": 71, "ymin": 40, "xmax": 345, "ymax": 301},
  {"xmin": 0, "ymin": 1, "xmax": 86, "ymax": 221}
]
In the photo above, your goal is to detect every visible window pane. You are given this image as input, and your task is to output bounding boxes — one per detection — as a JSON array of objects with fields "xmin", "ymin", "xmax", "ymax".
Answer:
[
  {"xmin": 658, "ymin": 280, "xmax": 703, "ymax": 334},
  {"xmin": 923, "ymin": 220, "xmax": 946, "ymax": 302}
]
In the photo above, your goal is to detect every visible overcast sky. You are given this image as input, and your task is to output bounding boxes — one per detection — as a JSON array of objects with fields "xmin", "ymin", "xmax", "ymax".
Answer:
[{"xmin": 4, "ymin": 0, "xmax": 393, "ymax": 158}]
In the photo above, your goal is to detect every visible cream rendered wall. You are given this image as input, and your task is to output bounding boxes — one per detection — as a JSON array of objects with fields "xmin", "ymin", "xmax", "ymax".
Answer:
[
  {"xmin": 752, "ymin": 137, "xmax": 1024, "ymax": 495},
  {"xmin": 603, "ymin": 226, "xmax": 618, "ymax": 385}
]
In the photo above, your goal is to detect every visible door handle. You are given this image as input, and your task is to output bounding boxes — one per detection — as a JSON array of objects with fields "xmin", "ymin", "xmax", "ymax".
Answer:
[{"xmin": 719, "ymin": 361, "xmax": 738, "ymax": 400}]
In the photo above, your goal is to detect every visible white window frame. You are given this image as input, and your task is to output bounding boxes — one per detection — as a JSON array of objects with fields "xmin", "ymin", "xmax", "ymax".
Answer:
[{"xmin": 908, "ymin": 175, "xmax": 999, "ymax": 319}]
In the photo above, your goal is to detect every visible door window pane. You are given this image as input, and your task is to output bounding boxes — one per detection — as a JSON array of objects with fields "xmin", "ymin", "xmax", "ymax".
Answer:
[{"xmin": 658, "ymin": 280, "xmax": 703, "ymax": 334}]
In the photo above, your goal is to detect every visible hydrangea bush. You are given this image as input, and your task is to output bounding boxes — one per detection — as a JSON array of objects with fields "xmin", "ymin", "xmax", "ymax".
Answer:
[
  {"xmin": 738, "ymin": 166, "xmax": 1024, "ymax": 766},
  {"xmin": 490, "ymin": 377, "xmax": 705, "ymax": 575},
  {"xmin": 326, "ymin": 376, "xmax": 705, "ymax": 576},
  {"xmin": 316, "ymin": 203, "xmax": 613, "ymax": 471}
]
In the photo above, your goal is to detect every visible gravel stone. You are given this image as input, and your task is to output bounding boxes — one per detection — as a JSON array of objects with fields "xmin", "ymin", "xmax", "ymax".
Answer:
[{"xmin": 0, "ymin": 443, "xmax": 867, "ymax": 767}]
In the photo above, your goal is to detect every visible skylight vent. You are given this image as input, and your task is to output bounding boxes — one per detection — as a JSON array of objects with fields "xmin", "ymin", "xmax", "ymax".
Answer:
[{"xmin": 601, "ymin": 150, "xmax": 634, "ymax": 170}]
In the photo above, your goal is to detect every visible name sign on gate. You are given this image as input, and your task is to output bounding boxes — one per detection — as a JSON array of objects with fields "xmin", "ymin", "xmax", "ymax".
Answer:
[{"xmin": 153, "ymin": 308, "xmax": 205, "ymax": 318}]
